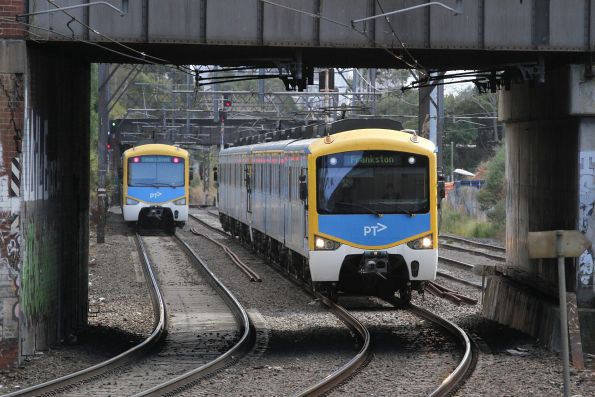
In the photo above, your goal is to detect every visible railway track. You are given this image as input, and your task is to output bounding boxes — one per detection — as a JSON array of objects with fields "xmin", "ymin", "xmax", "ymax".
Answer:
[
  {"xmin": 3, "ymin": 234, "xmax": 166, "ymax": 397},
  {"xmin": 188, "ymin": 213, "xmax": 371, "ymax": 396},
  {"xmin": 189, "ymin": 209, "xmax": 476, "ymax": 396},
  {"xmin": 5, "ymin": 233, "xmax": 254, "ymax": 397},
  {"xmin": 440, "ymin": 233, "xmax": 505, "ymax": 260},
  {"xmin": 437, "ymin": 233, "xmax": 506, "ymax": 290}
]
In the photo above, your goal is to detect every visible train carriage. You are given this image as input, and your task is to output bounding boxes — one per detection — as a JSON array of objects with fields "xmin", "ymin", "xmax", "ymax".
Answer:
[
  {"xmin": 121, "ymin": 143, "xmax": 190, "ymax": 234},
  {"xmin": 218, "ymin": 119, "xmax": 441, "ymax": 301}
]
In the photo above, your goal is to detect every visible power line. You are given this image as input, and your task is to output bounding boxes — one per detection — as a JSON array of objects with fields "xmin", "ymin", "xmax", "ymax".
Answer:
[
  {"xmin": 260, "ymin": 0, "xmax": 425, "ymax": 71},
  {"xmin": 43, "ymin": 0, "xmax": 196, "ymax": 73}
]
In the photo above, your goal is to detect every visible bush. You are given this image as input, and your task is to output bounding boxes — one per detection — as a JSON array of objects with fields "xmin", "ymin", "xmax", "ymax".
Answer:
[
  {"xmin": 440, "ymin": 204, "xmax": 503, "ymax": 240},
  {"xmin": 477, "ymin": 144, "xmax": 505, "ymax": 212}
]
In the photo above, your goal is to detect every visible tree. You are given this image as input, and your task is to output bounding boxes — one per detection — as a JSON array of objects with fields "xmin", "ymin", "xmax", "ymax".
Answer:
[
  {"xmin": 373, "ymin": 69, "xmax": 419, "ymax": 130},
  {"xmin": 443, "ymin": 86, "xmax": 501, "ymax": 175},
  {"xmin": 477, "ymin": 144, "xmax": 506, "ymax": 234}
]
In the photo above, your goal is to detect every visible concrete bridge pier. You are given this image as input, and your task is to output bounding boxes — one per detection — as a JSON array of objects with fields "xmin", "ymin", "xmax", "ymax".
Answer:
[
  {"xmin": 0, "ymin": 38, "xmax": 90, "ymax": 366},
  {"xmin": 484, "ymin": 64, "xmax": 595, "ymax": 354}
]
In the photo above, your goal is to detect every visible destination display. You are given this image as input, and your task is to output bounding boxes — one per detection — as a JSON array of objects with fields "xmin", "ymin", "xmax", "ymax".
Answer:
[{"xmin": 324, "ymin": 151, "xmax": 425, "ymax": 168}]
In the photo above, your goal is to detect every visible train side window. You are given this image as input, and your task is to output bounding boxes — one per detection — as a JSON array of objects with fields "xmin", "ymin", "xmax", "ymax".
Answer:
[
  {"xmin": 288, "ymin": 167, "xmax": 293, "ymax": 200},
  {"xmin": 269, "ymin": 163, "xmax": 273, "ymax": 195},
  {"xmin": 278, "ymin": 162, "xmax": 281, "ymax": 196},
  {"xmin": 260, "ymin": 163, "xmax": 264, "ymax": 192}
]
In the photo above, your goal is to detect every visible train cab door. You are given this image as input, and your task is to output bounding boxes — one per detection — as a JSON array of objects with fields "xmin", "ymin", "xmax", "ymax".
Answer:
[
  {"xmin": 299, "ymin": 166, "xmax": 308, "ymax": 251},
  {"xmin": 245, "ymin": 162, "xmax": 252, "ymax": 221}
]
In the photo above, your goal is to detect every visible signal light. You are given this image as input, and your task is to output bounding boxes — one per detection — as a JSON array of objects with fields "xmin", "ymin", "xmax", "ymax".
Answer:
[
  {"xmin": 223, "ymin": 95, "xmax": 232, "ymax": 108},
  {"xmin": 106, "ymin": 143, "xmax": 111, "ymax": 150}
]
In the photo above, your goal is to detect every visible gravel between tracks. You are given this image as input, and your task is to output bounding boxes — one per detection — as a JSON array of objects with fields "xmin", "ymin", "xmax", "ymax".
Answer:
[
  {"xmin": 0, "ymin": 208, "xmax": 153, "ymax": 394},
  {"xmin": 0, "ymin": 209, "xmax": 593, "ymax": 396},
  {"xmin": 175, "ymin": 221, "xmax": 356, "ymax": 396}
]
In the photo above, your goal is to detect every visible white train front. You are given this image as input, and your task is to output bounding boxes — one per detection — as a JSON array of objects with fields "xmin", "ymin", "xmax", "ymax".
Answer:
[
  {"xmin": 121, "ymin": 144, "xmax": 190, "ymax": 233},
  {"xmin": 217, "ymin": 119, "xmax": 441, "ymax": 301}
]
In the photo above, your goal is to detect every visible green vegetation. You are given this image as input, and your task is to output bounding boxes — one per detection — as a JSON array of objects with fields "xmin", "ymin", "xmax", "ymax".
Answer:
[
  {"xmin": 441, "ymin": 143, "xmax": 506, "ymax": 241},
  {"xmin": 477, "ymin": 143, "xmax": 506, "ymax": 235},
  {"xmin": 441, "ymin": 207, "xmax": 500, "ymax": 239}
]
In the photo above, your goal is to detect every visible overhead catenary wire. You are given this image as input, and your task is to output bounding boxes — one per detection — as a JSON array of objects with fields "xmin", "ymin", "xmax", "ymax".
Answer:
[
  {"xmin": 11, "ymin": 1, "xmax": 432, "ymax": 89},
  {"xmin": 260, "ymin": 0, "xmax": 425, "ymax": 72},
  {"xmin": 0, "ymin": 16, "xmax": 194, "ymax": 76},
  {"xmin": 43, "ymin": 0, "xmax": 182, "ymax": 67}
]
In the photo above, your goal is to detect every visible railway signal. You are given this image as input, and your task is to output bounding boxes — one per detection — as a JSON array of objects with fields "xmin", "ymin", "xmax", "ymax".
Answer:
[{"xmin": 223, "ymin": 94, "xmax": 232, "ymax": 108}]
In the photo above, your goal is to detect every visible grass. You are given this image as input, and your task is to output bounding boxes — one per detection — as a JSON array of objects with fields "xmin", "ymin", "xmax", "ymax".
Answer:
[{"xmin": 440, "ymin": 207, "xmax": 504, "ymax": 240}]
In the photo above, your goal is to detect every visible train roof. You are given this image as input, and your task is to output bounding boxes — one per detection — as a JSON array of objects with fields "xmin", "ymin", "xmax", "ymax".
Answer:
[
  {"xmin": 308, "ymin": 128, "xmax": 436, "ymax": 157},
  {"xmin": 122, "ymin": 143, "xmax": 189, "ymax": 159},
  {"xmin": 221, "ymin": 118, "xmax": 435, "ymax": 157}
]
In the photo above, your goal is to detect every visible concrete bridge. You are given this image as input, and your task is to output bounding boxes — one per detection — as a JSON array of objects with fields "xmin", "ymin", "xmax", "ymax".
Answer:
[{"xmin": 0, "ymin": 0, "xmax": 594, "ymax": 366}]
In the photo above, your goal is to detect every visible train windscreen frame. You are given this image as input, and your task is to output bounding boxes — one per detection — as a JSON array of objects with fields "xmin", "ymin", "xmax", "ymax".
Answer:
[
  {"xmin": 316, "ymin": 150, "xmax": 429, "ymax": 215},
  {"xmin": 128, "ymin": 155, "xmax": 185, "ymax": 187}
]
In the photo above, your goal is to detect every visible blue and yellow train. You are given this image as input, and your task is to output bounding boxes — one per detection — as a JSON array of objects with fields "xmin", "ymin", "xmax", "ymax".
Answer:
[
  {"xmin": 121, "ymin": 143, "xmax": 190, "ymax": 233},
  {"xmin": 217, "ymin": 119, "xmax": 441, "ymax": 301}
]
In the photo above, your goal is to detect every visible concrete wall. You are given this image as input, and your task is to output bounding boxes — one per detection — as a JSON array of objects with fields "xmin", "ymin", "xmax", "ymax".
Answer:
[
  {"xmin": 18, "ymin": 47, "xmax": 90, "ymax": 358},
  {"xmin": 1, "ymin": 0, "xmax": 90, "ymax": 364},
  {"xmin": 487, "ymin": 64, "xmax": 595, "ymax": 353},
  {"xmin": 0, "ymin": 0, "xmax": 26, "ymax": 367},
  {"xmin": 0, "ymin": 40, "xmax": 25, "ymax": 367}
]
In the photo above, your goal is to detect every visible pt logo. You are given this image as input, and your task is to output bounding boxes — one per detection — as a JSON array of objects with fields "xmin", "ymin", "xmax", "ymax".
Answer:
[
  {"xmin": 150, "ymin": 191, "xmax": 162, "ymax": 199},
  {"xmin": 363, "ymin": 222, "xmax": 387, "ymax": 236}
]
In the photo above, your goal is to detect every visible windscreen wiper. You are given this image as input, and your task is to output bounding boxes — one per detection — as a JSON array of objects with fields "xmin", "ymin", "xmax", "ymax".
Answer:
[
  {"xmin": 133, "ymin": 182, "xmax": 179, "ymax": 187},
  {"xmin": 392, "ymin": 204, "xmax": 414, "ymax": 216},
  {"xmin": 152, "ymin": 183, "xmax": 179, "ymax": 187},
  {"xmin": 336, "ymin": 202, "xmax": 383, "ymax": 217}
]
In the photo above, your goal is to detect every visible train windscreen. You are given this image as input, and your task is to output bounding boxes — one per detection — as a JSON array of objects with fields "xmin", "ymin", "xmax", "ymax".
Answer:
[
  {"xmin": 128, "ymin": 155, "xmax": 184, "ymax": 187},
  {"xmin": 316, "ymin": 151, "xmax": 429, "ymax": 215}
]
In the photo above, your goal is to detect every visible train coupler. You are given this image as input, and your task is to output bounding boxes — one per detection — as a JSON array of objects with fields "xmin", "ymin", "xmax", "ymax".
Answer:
[{"xmin": 359, "ymin": 251, "xmax": 389, "ymax": 279}]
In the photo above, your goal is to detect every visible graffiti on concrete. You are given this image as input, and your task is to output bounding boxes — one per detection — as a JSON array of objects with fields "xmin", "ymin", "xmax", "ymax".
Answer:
[
  {"xmin": 578, "ymin": 151, "xmax": 595, "ymax": 289},
  {"xmin": 0, "ymin": 72, "xmax": 23, "ymax": 365},
  {"xmin": 20, "ymin": 221, "xmax": 57, "ymax": 326},
  {"xmin": 0, "ymin": 213, "xmax": 20, "ymax": 337}
]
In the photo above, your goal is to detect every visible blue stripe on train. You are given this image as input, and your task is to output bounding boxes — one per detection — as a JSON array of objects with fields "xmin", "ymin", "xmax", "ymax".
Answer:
[
  {"xmin": 318, "ymin": 213, "xmax": 431, "ymax": 246},
  {"xmin": 127, "ymin": 186, "xmax": 185, "ymax": 203}
]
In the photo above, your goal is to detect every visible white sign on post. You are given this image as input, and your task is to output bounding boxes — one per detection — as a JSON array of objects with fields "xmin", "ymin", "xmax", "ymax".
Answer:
[{"xmin": 527, "ymin": 230, "xmax": 591, "ymax": 397}]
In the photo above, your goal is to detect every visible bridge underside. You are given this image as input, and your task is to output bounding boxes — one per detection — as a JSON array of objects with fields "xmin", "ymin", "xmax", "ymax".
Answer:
[
  {"xmin": 31, "ymin": 42, "xmax": 589, "ymax": 70},
  {"xmin": 23, "ymin": 0, "xmax": 594, "ymax": 70}
]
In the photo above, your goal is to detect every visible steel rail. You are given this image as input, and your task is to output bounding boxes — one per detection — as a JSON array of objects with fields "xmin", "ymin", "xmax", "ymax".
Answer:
[
  {"xmin": 384, "ymin": 298, "xmax": 476, "ymax": 397},
  {"xmin": 190, "ymin": 227, "xmax": 262, "ymax": 282},
  {"xmin": 192, "ymin": 210, "xmax": 474, "ymax": 395},
  {"xmin": 440, "ymin": 242, "xmax": 505, "ymax": 262},
  {"xmin": 190, "ymin": 213, "xmax": 228, "ymax": 236},
  {"xmin": 296, "ymin": 292, "xmax": 371, "ymax": 397},
  {"xmin": 438, "ymin": 255, "xmax": 475, "ymax": 270},
  {"xmin": 439, "ymin": 233, "xmax": 505, "ymax": 253},
  {"xmin": 189, "ymin": 212, "xmax": 371, "ymax": 397},
  {"xmin": 436, "ymin": 270, "xmax": 482, "ymax": 289},
  {"xmin": 3, "ymin": 234, "xmax": 167, "ymax": 397},
  {"xmin": 192, "ymin": 210, "xmax": 479, "ymax": 395},
  {"xmin": 133, "ymin": 233, "xmax": 255, "ymax": 396}
]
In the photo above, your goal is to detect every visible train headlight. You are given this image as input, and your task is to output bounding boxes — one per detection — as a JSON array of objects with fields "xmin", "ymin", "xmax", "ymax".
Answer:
[
  {"xmin": 174, "ymin": 197, "xmax": 186, "ymax": 205},
  {"xmin": 407, "ymin": 235, "xmax": 433, "ymax": 249},
  {"xmin": 314, "ymin": 235, "xmax": 341, "ymax": 251},
  {"xmin": 126, "ymin": 197, "xmax": 139, "ymax": 205}
]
